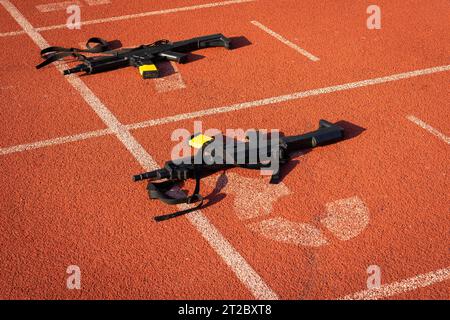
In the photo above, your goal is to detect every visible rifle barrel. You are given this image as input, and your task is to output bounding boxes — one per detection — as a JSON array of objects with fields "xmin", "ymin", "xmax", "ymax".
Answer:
[{"xmin": 132, "ymin": 169, "xmax": 169, "ymax": 182}]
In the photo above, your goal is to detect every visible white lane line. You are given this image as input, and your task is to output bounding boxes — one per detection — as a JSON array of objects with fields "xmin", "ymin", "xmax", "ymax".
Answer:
[
  {"xmin": 38, "ymin": 0, "xmax": 254, "ymax": 31},
  {"xmin": 1, "ymin": 0, "xmax": 255, "ymax": 37},
  {"xmin": 84, "ymin": 0, "xmax": 110, "ymax": 5},
  {"xmin": 407, "ymin": 115, "xmax": 450, "ymax": 145},
  {"xmin": 126, "ymin": 64, "xmax": 450, "ymax": 130},
  {"xmin": 0, "ymin": 0, "xmax": 278, "ymax": 300},
  {"xmin": 250, "ymin": 20, "xmax": 319, "ymax": 62},
  {"xmin": 0, "ymin": 0, "xmax": 255, "ymax": 37},
  {"xmin": 2, "ymin": 64, "xmax": 450, "ymax": 157},
  {"xmin": 188, "ymin": 211, "xmax": 279, "ymax": 299},
  {"xmin": 36, "ymin": 0, "xmax": 255, "ymax": 31},
  {"xmin": 36, "ymin": 0, "xmax": 110, "ymax": 13},
  {"xmin": 0, "ymin": 1, "xmax": 154, "ymax": 166},
  {"xmin": 340, "ymin": 267, "xmax": 450, "ymax": 300},
  {"xmin": 0, "ymin": 129, "xmax": 112, "ymax": 155},
  {"xmin": 0, "ymin": 30, "xmax": 24, "ymax": 37}
]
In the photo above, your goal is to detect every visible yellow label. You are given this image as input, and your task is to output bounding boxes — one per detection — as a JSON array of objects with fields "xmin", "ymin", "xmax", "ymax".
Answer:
[
  {"xmin": 189, "ymin": 134, "xmax": 214, "ymax": 149},
  {"xmin": 139, "ymin": 64, "xmax": 157, "ymax": 75}
]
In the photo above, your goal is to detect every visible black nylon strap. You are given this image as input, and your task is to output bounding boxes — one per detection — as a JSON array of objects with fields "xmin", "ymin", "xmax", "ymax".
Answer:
[
  {"xmin": 36, "ymin": 37, "xmax": 171, "ymax": 70},
  {"xmin": 153, "ymin": 195, "xmax": 203, "ymax": 222},
  {"xmin": 152, "ymin": 167, "xmax": 203, "ymax": 222},
  {"xmin": 36, "ymin": 37, "xmax": 110, "ymax": 69},
  {"xmin": 85, "ymin": 37, "xmax": 110, "ymax": 52},
  {"xmin": 36, "ymin": 52, "xmax": 87, "ymax": 69}
]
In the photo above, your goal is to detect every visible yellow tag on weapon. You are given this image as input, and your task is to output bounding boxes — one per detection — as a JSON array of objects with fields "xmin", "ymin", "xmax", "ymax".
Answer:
[
  {"xmin": 139, "ymin": 64, "xmax": 158, "ymax": 79},
  {"xmin": 189, "ymin": 134, "xmax": 214, "ymax": 149}
]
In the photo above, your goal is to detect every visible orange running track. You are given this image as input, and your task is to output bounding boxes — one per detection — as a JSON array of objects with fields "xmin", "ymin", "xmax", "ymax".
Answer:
[{"xmin": 0, "ymin": 0, "xmax": 448, "ymax": 299}]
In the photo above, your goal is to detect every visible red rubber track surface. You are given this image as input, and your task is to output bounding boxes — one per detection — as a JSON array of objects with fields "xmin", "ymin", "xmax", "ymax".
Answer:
[{"xmin": 0, "ymin": 0, "xmax": 448, "ymax": 299}]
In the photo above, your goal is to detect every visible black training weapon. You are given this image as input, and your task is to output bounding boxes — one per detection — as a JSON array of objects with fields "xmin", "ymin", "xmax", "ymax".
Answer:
[
  {"xmin": 133, "ymin": 120, "xmax": 345, "ymax": 221},
  {"xmin": 36, "ymin": 34, "xmax": 231, "ymax": 79}
]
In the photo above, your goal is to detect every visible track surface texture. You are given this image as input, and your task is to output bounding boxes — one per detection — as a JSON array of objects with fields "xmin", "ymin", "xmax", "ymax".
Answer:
[{"xmin": 0, "ymin": 0, "xmax": 449, "ymax": 300}]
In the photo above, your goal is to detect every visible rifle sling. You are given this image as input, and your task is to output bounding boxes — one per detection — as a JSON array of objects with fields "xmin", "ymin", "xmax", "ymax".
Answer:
[
  {"xmin": 148, "ymin": 148, "xmax": 284, "ymax": 222},
  {"xmin": 36, "ymin": 37, "xmax": 111, "ymax": 69},
  {"xmin": 149, "ymin": 168, "xmax": 203, "ymax": 222}
]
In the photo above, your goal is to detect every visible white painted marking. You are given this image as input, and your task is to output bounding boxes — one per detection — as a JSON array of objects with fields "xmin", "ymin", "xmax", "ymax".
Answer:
[
  {"xmin": 40, "ymin": 0, "xmax": 255, "ymax": 32},
  {"xmin": 36, "ymin": 1, "xmax": 81, "ymax": 13},
  {"xmin": 0, "ymin": 30, "xmax": 24, "ymax": 37},
  {"xmin": 407, "ymin": 115, "xmax": 450, "ymax": 145},
  {"xmin": 84, "ymin": 0, "xmax": 110, "ymax": 5},
  {"xmin": 248, "ymin": 196, "xmax": 368, "ymax": 247},
  {"xmin": 154, "ymin": 62, "xmax": 186, "ymax": 93},
  {"xmin": 249, "ymin": 218, "xmax": 328, "ymax": 247},
  {"xmin": 0, "ymin": 0, "xmax": 278, "ymax": 300},
  {"xmin": 0, "ymin": 1, "xmax": 155, "ymax": 170},
  {"xmin": 0, "ymin": 65, "xmax": 450, "ymax": 158},
  {"xmin": 187, "ymin": 210, "xmax": 279, "ymax": 299},
  {"xmin": 0, "ymin": 1, "xmax": 49, "ymax": 47},
  {"xmin": 340, "ymin": 267, "xmax": 450, "ymax": 300},
  {"xmin": 321, "ymin": 196, "xmax": 369, "ymax": 241},
  {"xmin": 126, "ymin": 64, "xmax": 450, "ymax": 131},
  {"xmin": 206, "ymin": 172, "xmax": 290, "ymax": 220},
  {"xmin": 1, "ymin": 0, "xmax": 255, "ymax": 37},
  {"xmin": 2, "ymin": 64, "xmax": 450, "ymax": 157},
  {"xmin": 36, "ymin": 0, "xmax": 110, "ymax": 13},
  {"xmin": 251, "ymin": 20, "xmax": 319, "ymax": 62},
  {"xmin": 0, "ymin": 129, "xmax": 111, "ymax": 155}
]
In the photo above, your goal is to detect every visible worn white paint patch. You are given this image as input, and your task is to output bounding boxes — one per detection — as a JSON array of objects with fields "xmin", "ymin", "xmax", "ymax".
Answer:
[
  {"xmin": 244, "ymin": 195, "xmax": 368, "ymax": 247},
  {"xmin": 249, "ymin": 217, "xmax": 328, "ymax": 247},
  {"xmin": 154, "ymin": 62, "xmax": 186, "ymax": 93},
  {"xmin": 321, "ymin": 196, "xmax": 369, "ymax": 241},
  {"xmin": 208, "ymin": 172, "xmax": 291, "ymax": 220},
  {"xmin": 36, "ymin": 1, "xmax": 81, "ymax": 13}
]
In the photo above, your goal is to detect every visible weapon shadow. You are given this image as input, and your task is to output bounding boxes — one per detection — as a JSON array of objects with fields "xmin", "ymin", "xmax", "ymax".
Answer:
[
  {"xmin": 107, "ymin": 40, "xmax": 123, "ymax": 50},
  {"xmin": 335, "ymin": 120, "xmax": 366, "ymax": 141},
  {"xmin": 202, "ymin": 171, "xmax": 228, "ymax": 210},
  {"xmin": 156, "ymin": 60, "xmax": 180, "ymax": 78},
  {"xmin": 229, "ymin": 36, "xmax": 252, "ymax": 50},
  {"xmin": 275, "ymin": 120, "xmax": 366, "ymax": 183},
  {"xmin": 155, "ymin": 53, "xmax": 205, "ymax": 78}
]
